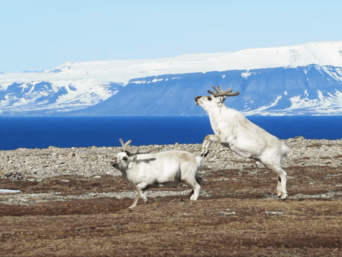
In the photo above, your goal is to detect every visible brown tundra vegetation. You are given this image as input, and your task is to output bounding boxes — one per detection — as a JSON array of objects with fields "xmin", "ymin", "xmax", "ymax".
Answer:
[{"xmin": 0, "ymin": 137, "xmax": 342, "ymax": 256}]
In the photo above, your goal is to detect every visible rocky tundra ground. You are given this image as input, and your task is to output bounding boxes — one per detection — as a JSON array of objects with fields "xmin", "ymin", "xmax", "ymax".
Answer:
[{"xmin": 0, "ymin": 137, "xmax": 342, "ymax": 256}]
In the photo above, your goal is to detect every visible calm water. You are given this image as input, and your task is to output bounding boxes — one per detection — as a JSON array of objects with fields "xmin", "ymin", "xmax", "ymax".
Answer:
[{"xmin": 0, "ymin": 116, "xmax": 341, "ymax": 150}]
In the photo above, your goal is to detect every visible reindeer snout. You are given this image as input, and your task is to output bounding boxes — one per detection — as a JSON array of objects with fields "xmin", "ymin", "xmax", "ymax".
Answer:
[{"xmin": 195, "ymin": 96, "xmax": 201, "ymax": 104}]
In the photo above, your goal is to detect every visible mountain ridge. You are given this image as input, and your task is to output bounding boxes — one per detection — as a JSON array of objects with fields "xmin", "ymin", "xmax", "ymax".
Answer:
[{"xmin": 1, "ymin": 41, "xmax": 342, "ymax": 116}]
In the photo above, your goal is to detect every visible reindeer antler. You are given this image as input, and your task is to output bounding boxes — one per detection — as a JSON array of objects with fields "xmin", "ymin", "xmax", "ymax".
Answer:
[
  {"xmin": 208, "ymin": 86, "xmax": 239, "ymax": 97},
  {"xmin": 119, "ymin": 138, "xmax": 132, "ymax": 152},
  {"xmin": 119, "ymin": 138, "xmax": 151, "ymax": 155}
]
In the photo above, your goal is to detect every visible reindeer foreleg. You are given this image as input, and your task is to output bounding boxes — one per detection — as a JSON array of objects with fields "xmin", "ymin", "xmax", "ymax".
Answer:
[{"xmin": 201, "ymin": 134, "xmax": 221, "ymax": 157}]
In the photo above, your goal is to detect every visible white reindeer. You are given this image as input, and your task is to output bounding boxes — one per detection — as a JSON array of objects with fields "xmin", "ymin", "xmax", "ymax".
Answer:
[
  {"xmin": 111, "ymin": 139, "xmax": 203, "ymax": 209},
  {"xmin": 195, "ymin": 86, "xmax": 290, "ymax": 199}
]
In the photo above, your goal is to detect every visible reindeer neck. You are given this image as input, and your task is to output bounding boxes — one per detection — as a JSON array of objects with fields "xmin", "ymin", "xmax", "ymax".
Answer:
[
  {"xmin": 117, "ymin": 167, "xmax": 128, "ymax": 179},
  {"xmin": 206, "ymin": 103, "xmax": 228, "ymax": 119},
  {"xmin": 206, "ymin": 104, "xmax": 239, "ymax": 132}
]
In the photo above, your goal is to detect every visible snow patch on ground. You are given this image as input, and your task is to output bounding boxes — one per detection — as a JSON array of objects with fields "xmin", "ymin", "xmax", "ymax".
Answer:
[
  {"xmin": 152, "ymin": 78, "xmax": 163, "ymax": 83},
  {"xmin": 241, "ymin": 70, "xmax": 255, "ymax": 79},
  {"xmin": 131, "ymin": 80, "xmax": 147, "ymax": 84},
  {"xmin": 243, "ymin": 96, "xmax": 282, "ymax": 115},
  {"xmin": 0, "ymin": 189, "xmax": 21, "ymax": 194},
  {"xmin": 284, "ymin": 90, "xmax": 342, "ymax": 114}
]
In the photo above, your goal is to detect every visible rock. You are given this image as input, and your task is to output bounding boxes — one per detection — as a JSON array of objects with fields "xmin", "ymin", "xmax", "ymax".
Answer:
[
  {"xmin": 65, "ymin": 152, "xmax": 75, "ymax": 160},
  {"xmin": 4, "ymin": 172, "xmax": 13, "ymax": 177}
]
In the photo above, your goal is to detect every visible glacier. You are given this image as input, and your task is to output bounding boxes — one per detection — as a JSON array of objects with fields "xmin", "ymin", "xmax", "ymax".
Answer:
[{"xmin": 1, "ymin": 41, "xmax": 342, "ymax": 116}]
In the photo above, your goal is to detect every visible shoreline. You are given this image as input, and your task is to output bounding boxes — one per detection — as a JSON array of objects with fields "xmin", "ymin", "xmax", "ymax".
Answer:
[{"xmin": 1, "ymin": 137, "xmax": 342, "ymax": 181}]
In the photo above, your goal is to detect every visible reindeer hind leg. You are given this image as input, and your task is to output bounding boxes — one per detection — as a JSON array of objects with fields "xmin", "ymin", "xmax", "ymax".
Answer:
[
  {"xmin": 260, "ymin": 157, "xmax": 288, "ymax": 200},
  {"xmin": 277, "ymin": 177, "xmax": 282, "ymax": 198},
  {"xmin": 183, "ymin": 177, "xmax": 201, "ymax": 201}
]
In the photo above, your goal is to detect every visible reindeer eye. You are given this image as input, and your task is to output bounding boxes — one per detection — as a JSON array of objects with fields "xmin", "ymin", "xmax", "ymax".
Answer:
[
  {"xmin": 122, "ymin": 157, "xmax": 128, "ymax": 161},
  {"xmin": 208, "ymin": 97, "xmax": 212, "ymax": 101}
]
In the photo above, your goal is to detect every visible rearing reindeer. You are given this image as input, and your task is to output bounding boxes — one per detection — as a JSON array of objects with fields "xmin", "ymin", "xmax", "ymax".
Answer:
[{"xmin": 195, "ymin": 86, "xmax": 290, "ymax": 200}]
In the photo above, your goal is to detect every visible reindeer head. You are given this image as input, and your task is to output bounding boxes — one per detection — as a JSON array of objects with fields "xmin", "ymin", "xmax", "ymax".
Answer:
[
  {"xmin": 195, "ymin": 86, "xmax": 239, "ymax": 111},
  {"xmin": 111, "ymin": 139, "xmax": 150, "ymax": 170}
]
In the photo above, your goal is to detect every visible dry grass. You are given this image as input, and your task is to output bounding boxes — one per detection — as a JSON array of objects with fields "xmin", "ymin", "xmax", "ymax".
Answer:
[{"xmin": 1, "ymin": 164, "xmax": 342, "ymax": 256}]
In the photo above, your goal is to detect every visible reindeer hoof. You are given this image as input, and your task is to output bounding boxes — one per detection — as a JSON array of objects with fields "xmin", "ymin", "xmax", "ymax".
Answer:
[
  {"xmin": 201, "ymin": 151, "xmax": 209, "ymax": 157},
  {"xmin": 281, "ymin": 194, "xmax": 288, "ymax": 201}
]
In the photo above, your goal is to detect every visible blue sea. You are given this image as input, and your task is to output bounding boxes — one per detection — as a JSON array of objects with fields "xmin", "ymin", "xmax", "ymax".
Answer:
[{"xmin": 0, "ymin": 116, "xmax": 341, "ymax": 150}]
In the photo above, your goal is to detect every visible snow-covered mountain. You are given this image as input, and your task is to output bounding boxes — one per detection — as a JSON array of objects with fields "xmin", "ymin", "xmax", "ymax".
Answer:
[{"xmin": 1, "ymin": 41, "xmax": 342, "ymax": 116}]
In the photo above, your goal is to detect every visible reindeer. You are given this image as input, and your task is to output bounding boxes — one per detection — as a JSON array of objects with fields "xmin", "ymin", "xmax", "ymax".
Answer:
[
  {"xmin": 195, "ymin": 86, "xmax": 290, "ymax": 199},
  {"xmin": 111, "ymin": 139, "xmax": 203, "ymax": 209}
]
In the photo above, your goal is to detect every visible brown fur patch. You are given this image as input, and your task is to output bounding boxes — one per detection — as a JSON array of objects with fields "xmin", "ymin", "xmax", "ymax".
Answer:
[{"xmin": 179, "ymin": 152, "xmax": 195, "ymax": 163}]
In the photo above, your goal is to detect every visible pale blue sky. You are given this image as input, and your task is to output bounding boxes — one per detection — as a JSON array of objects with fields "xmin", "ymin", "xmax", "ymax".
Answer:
[{"xmin": 1, "ymin": 0, "xmax": 341, "ymax": 73}]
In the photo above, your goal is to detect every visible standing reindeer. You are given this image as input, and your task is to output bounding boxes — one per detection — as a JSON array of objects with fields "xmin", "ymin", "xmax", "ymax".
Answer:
[
  {"xmin": 111, "ymin": 139, "xmax": 203, "ymax": 209},
  {"xmin": 195, "ymin": 86, "xmax": 290, "ymax": 199}
]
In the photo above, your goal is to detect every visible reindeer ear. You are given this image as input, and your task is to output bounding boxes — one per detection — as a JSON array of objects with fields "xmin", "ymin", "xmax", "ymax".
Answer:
[{"xmin": 135, "ymin": 157, "xmax": 156, "ymax": 163}]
